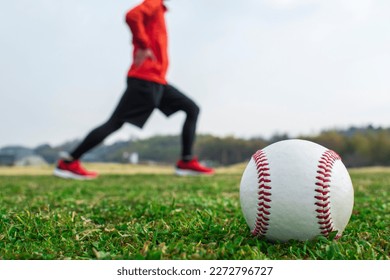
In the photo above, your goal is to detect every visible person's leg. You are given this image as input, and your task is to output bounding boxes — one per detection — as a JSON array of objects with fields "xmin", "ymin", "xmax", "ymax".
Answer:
[
  {"xmin": 159, "ymin": 84, "xmax": 200, "ymax": 160},
  {"xmin": 159, "ymin": 84, "xmax": 213, "ymax": 175},
  {"xmin": 53, "ymin": 117, "xmax": 124, "ymax": 179},
  {"xmin": 70, "ymin": 78, "xmax": 163, "ymax": 160},
  {"xmin": 70, "ymin": 117, "xmax": 124, "ymax": 160},
  {"xmin": 181, "ymin": 101, "xmax": 200, "ymax": 160},
  {"xmin": 54, "ymin": 78, "xmax": 161, "ymax": 179}
]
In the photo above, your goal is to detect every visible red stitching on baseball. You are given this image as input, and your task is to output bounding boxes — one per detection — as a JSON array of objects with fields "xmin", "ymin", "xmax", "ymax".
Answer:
[
  {"xmin": 315, "ymin": 150, "xmax": 341, "ymax": 236},
  {"xmin": 252, "ymin": 150, "xmax": 272, "ymax": 237}
]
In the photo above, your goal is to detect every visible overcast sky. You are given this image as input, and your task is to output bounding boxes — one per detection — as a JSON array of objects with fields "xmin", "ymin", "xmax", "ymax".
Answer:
[{"xmin": 1, "ymin": 0, "xmax": 389, "ymax": 148}]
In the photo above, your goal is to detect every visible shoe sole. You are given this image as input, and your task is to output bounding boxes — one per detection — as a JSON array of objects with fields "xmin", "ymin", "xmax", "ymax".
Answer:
[
  {"xmin": 175, "ymin": 168, "xmax": 214, "ymax": 176},
  {"xmin": 53, "ymin": 168, "xmax": 97, "ymax": 180}
]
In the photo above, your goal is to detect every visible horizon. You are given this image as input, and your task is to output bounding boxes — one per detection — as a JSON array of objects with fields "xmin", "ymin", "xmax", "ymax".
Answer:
[{"xmin": 0, "ymin": 123, "xmax": 384, "ymax": 150}]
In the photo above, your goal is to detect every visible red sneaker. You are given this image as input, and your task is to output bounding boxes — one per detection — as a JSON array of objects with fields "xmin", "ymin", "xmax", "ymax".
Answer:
[
  {"xmin": 175, "ymin": 157, "xmax": 214, "ymax": 176},
  {"xmin": 54, "ymin": 160, "xmax": 98, "ymax": 180}
]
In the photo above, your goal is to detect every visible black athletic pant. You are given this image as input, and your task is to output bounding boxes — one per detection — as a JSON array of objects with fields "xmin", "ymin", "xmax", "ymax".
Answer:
[{"xmin": 70, "ymin": 78, "xmax": 199, "ymax": 161}]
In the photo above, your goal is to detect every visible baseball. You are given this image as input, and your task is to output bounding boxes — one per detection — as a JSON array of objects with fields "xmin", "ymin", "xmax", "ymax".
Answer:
[{"xmin": 240, "ymin": 139, "xmax": 354, "ymax": 242}]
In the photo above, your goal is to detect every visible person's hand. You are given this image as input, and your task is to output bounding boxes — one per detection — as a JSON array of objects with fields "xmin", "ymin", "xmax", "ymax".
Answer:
[{"xmin": 134, "ymin": 48, "xmax": 155, "ymax": 67}]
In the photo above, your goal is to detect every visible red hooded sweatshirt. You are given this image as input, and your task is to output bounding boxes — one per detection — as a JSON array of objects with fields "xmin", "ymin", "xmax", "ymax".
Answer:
[{"xmin": 126, "ymin": 0, "xmax": 168, "ymax": 85}]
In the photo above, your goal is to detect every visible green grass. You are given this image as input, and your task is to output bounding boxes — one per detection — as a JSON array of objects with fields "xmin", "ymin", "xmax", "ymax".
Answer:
[{"xmin": 0, "ymin": 168, "xmax": 388, "ymax": 260}]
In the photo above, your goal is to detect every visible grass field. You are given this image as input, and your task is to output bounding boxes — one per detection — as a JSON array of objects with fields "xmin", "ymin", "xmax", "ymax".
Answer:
[{"xmin": 0, "ymin": 164, "xmax": 388, "ymax": 260}]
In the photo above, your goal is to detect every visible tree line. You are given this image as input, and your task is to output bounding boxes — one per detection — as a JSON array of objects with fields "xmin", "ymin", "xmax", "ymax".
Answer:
[
  {"xmin": 196, "ymin": 126, "xmax": 390, "ymax": 167},
  {"xmin": 26, "ymin": 125, "xmax": 390, "ymax": 167}
]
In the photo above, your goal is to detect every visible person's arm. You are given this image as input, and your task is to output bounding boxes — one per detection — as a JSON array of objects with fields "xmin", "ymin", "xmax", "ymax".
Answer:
[
  {"xmin": 133, "ymin": 48, "xmax": 155, "ymax": 67},
  {"xmin": 126, "ymin": 0, "xmax": 161, "ymax": 49}
]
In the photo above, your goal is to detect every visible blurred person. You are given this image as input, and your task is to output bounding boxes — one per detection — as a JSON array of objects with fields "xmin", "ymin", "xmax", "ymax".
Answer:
[{"xmin": 54, "ymin": 0, "xmax": 214, "ymax": 179}]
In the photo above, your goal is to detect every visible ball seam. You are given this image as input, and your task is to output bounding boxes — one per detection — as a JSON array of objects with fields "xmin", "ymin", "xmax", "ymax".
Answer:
[
  {"xmin": 315, "ymin": 150, "xmax": 341, "ymax": 236},
  {"xmin": 252, "ymin": 150, "xmax": 272, "ymax": 237}
]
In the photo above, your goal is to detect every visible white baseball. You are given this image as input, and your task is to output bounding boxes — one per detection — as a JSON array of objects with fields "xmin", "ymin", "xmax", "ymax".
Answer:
[{"xmin": 240, "ymin": 139, "xmax": 354, "ymax": 242}]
